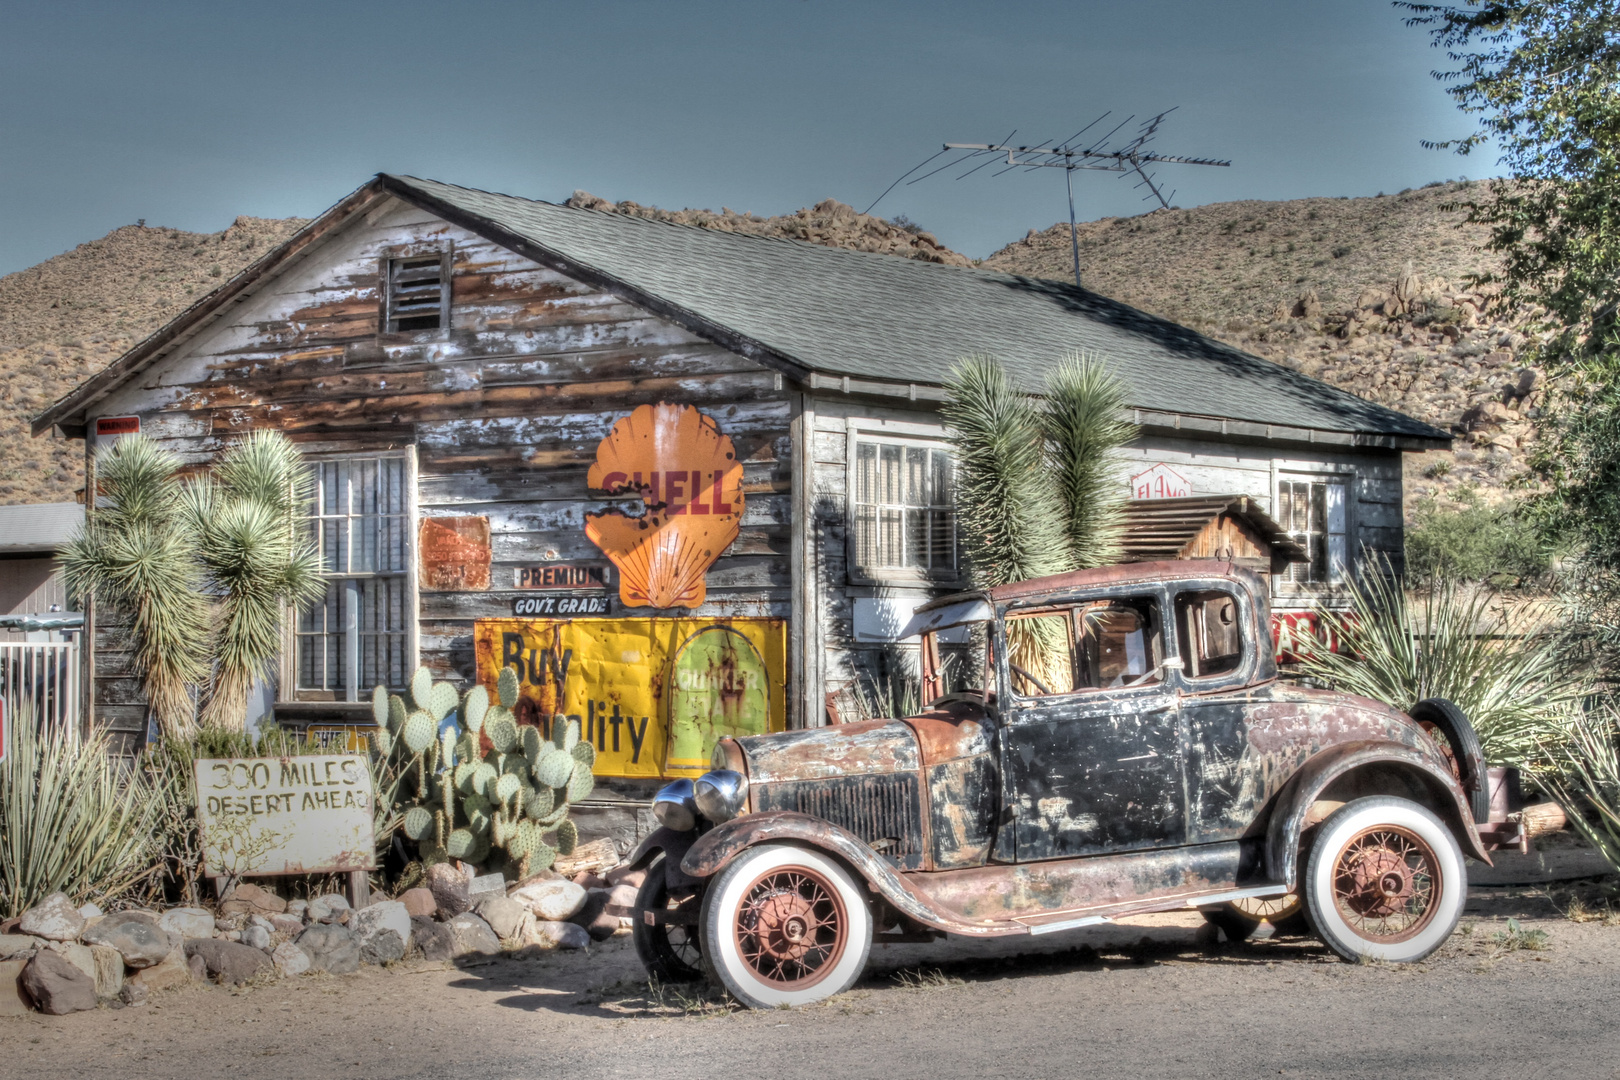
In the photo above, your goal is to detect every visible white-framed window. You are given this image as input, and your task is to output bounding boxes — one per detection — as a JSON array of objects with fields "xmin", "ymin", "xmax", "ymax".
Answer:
[
  {"xmin": 295, "ymin": 453, "xmax": 414, "ymax": 699},
  {"xmin": 1276, "ymin": 474, "xmax": 1348, "ymax": 586},
  {"xmin": 850, "ymin": 439, "xmax": 957, "ymax": 580}
]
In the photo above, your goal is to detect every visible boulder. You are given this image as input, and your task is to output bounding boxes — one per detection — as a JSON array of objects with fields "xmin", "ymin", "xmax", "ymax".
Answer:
[
  {"xmin": 399, "ymin": 888, "xmax": 436, "ymax": 919},
  {"xmin": 158, "ymin": 907, "xmax": 215, "ymax": 941},
  {"xmin": 307, "ymin": 893, "xmax": 350, "ymax": 924},
  {"xmin": 82, "ymin": 911, "xmax": 177, "ymax": 969},
  {"xmin": 295, "ymin": 924, "xmax": 359, "ymax": 975},
  {"xmin": 467, "ymin": 873, "xmax": 506, "ymax": 904},
  {"xmin": 0, "ymin": 934, "xmax": 41, "ymax": 960},
  {"xmin": 270, "ymin": 913, "xmax": 304, "ymax": 936},
  {"xmin": 117, "ymin": 980, "xmax": 148, "ymax": 1007},
  {"xmin": 271, "ymin": 941, "xmax": 309, "ymax": 978},
  {"xmin": 537, "ymin": 920, "xmax": 591, "ymax": 950},
  {"xmin": 474, "ymin": 896, "xmax": 526, "ymax": 941},
  {"xmin": 127, "ymin": 949, "xmax": 192, "ymax": 994},
  {"xmin": 285, "ymin": 900, "xmax": 309, "ymax": 921},
  {"xmin": 17, "ymin": 893, "xmax": 85, "ymax": 942},
  {"xmin": 570, "ymin": 889, "xmax": 619, "ymax": 942},
  {"xmin": 240, "ymin": 924, "xmax": 272, "ymax": 950},
  {"xmin": 187, "ymin": 954, "xmax": 208, "ymax": 982},
  {"xmin": 185, "ymin": 939, "xmax": 273, "ymax": 985},
  {"xmin": 410, "ymin": 916, "xmax": 455, "ymax": 962},
  {"xmin": 512, "ymin": 879, "xmax": 586, "ymax": 922},
  {"xmin": 220, "ymin": 882, "xmax": 286, "ymax": 916},
  {"xmin": 360, "ymin": 930, "xmax": 406, "ymax": 966},
  {"xmin": 446, "ymin": 913, "xmax": 501, "ymax": 958},
  {"xmin": 89, "ymin": 944, "xmax": 124, "ymax": 999},
  {"xmin": 77, "ymin": 902, "xmax": 103, "ymax": 921},
  {"xmin": 351, "ymin": 900, "xmax": 412, "ymax": 954},
  {"xmin": 572, "ymin": 872, "xmax": 609, "ymax": 890},
  {"xmin": 604, "ymin": 882, "xmax": 639, "ymax": 916},
  {"xmin": 605, "ymin": 864, "xmax": 647, "ymax": 888},
  {"xmin": 426, "ymin": 862, "xmax": 471, "ymax": 917},
  {"xmin": 0, "ymin": 959, "xmax": 29, "ymax": 1016},
  {"xmin": 51, "ymin": 942, "xmax": 97, "ymax": 983},
  {"xmin": 21, "ymin": 949, "xmax": 97, "ymax": 1014}
]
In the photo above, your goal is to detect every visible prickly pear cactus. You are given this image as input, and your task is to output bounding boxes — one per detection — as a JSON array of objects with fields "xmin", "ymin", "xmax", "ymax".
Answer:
[{"xmin": 373, "ymin": 665, "xmax": 596, "ymax": 881}]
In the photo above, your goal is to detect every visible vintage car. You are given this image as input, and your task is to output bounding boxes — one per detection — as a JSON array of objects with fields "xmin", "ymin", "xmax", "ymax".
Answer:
[{"xmin": 621, "ymin": 560, "xmax": 1498, "ymax": 1008}]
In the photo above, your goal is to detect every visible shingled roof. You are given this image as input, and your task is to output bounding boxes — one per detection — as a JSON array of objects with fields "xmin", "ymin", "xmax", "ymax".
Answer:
[{"xmin": 34, "ymin": 174, "xmax": 1450, "ymax": 449}]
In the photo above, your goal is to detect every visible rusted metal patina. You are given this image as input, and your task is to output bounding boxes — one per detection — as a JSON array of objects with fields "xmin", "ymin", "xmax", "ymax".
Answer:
[{"xmin": 643, "ymin": 561, "xmax": 1500, "ymax": 962}]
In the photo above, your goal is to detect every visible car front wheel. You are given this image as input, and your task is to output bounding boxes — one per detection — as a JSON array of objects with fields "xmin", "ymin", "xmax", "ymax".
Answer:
[
  {"xmin": 699, "ymin": 842, "xmax": 873, "ymax": 1008},
  {"xmin": 1302, "ymin": 796, "xmax": 1467, "ymax": 963}
]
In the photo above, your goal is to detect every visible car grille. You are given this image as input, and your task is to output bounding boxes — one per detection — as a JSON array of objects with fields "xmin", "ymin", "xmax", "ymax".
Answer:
[{"xmin": 756, "ymin": 774, "xmax": 924, "ymax": 860}]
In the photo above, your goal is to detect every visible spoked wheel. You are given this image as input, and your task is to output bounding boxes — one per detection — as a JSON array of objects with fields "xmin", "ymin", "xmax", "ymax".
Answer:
[
  {"xmin": 1302, "ymin": 796, "xmax": 1466, "ymax": 963},
  {"xmin": 699, "ymin": 843, "xmax": 873, "ymax": 1008},
  {"xmin": 632, "ymin": 854, "xmax": 704, "ymax": 982},
  {"xmin": 1201, "ymin": 893, "xmax": 1310, "ymax": 941}
]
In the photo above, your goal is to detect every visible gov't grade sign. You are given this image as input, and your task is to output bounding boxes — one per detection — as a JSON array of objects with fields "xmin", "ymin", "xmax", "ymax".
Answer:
[{"xmin": 194, "ymin": 755, "xmax": 377, "ymax": 877}]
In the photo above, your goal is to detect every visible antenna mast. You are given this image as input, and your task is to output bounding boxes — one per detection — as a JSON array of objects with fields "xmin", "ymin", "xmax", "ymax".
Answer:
[{"xmin": 885, "ymin": 109, "xmax": 1231, "ymax": 288}]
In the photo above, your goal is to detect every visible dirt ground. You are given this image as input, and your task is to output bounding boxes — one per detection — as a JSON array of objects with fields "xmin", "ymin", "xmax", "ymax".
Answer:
[{"xmin": 4, "ymin": 884, "xmax": 1617, "ymax": 1080}]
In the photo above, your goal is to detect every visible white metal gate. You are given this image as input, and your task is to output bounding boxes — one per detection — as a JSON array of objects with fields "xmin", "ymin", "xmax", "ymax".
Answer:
[{"xmin": 0, "ymin": 641, "xmax": 80, "ymax": 732}]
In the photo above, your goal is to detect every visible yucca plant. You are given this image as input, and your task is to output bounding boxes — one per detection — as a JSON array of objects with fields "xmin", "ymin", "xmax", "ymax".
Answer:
[
  {"xmin": 0, "ymin": 703, "xmax": 166, "ymax": 917},
  {"xmin": 183, "ymin": 431, "xmax": 325, "ymax": 730},
  {"xmin": 62, "ymin": 435, "xmax": 211, "ymax": 741},
  {"xmin": 1532, "ymin": 707, "xmax": 1620, "ymax": 874},
  {"xmin": 1042, "ymin": 351, "xmax": 1136, "ymax": 570},
  {"xmin": 942, "ymin": 356, "xmax": 1071, "ymax": 683},
  {"xmin": 1298, "ymin": 565, "xmax": 1588, "ymax": 766}
]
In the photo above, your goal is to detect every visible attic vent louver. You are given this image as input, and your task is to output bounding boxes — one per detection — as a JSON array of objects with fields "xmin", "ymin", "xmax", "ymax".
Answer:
[{"xmin": 383, "ymin": 253, "xmax": 449, "ymax": 333}]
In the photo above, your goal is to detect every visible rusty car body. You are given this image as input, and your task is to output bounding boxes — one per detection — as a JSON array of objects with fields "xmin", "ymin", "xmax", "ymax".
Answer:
[{"xmin": 623, "ymin": 560, "xmax": 1499, "ymax": 1008}]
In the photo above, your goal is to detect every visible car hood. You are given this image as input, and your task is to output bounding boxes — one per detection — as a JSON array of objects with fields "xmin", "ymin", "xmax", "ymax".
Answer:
[{"xmin": 736, "ymin": 719, "xmax": 920, "ymax": 784}]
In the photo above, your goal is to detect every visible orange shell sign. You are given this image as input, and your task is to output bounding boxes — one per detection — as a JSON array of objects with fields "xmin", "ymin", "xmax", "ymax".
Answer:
[{"xmin": 584, "ymin": 403, "xmax": 743, "ymax": 609}]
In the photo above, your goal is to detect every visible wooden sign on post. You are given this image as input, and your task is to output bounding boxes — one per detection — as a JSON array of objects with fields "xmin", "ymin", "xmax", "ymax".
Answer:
[{"xmin": 195, "ymin": 755, "xmax": 377, "ymax": 902}]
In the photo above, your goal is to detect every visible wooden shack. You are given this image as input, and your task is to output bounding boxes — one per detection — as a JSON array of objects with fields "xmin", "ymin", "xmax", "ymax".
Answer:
[{"xmin": 32, "ymin": 174, "xmax": 1449, "ymax": 836}]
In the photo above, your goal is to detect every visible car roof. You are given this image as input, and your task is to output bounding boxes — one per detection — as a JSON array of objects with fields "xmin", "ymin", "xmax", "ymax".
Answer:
[{"xmin": 916, "ymin": 559, "xmax": 1252, "ymax": 615}]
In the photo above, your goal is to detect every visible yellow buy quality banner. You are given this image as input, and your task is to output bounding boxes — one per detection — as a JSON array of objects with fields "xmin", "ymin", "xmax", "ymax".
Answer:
[{"xmin": 473, "ymin": 617, "xmax": 788, "ymax": 779}]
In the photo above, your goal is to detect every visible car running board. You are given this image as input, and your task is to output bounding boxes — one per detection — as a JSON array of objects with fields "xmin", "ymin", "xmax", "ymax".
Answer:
[{"xmin": 1011, "ymin": 884, "xmax": 1292, "ymax": 936}]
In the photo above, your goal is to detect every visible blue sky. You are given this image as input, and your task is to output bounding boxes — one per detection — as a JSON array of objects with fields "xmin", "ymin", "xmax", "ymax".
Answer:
[{"xmin": 0, "ymin": 0, "xmax": 1483, "ymax": 276}]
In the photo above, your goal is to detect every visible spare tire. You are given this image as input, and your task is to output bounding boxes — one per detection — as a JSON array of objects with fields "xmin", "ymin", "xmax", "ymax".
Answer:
[{"xmin": 1410, "ymin": 697, "xmax": 1489, "ymax": 824}]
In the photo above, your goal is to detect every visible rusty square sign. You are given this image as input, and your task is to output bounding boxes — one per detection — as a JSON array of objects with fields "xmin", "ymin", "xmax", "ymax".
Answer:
[{"xmin": 194, "ymin": 755, "xmax": 377, "ymax": 876}]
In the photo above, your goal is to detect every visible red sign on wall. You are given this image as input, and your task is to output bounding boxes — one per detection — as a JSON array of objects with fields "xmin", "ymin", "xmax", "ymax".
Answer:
[
  {"xmin": 1272, "ymin": 610, "xmax": 1347, "ymax": 664},
  {"xmin": 95, "ymin": 416, "xmax": 140, "ymax": 437},
  {"xmin": 1130, "ymin": 463, "xmax": 1192, "ymax": 500}
]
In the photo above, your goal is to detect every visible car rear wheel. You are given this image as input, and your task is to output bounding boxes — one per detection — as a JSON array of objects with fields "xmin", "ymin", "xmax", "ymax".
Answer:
[
  {"xmin": 698, "ymin": 843, "xmax": 873, "ymax": 1009},
  {"xmin": 1202, "ymin": 893, "xmax": 1310, "ymax": 941},
  {"xmin": 632, "ymin": 854, "xmax": 704, "ymax": 982},
  {"xmin": 1302, "ymin": 796, "xmax": 1466, "ymax": 963}
]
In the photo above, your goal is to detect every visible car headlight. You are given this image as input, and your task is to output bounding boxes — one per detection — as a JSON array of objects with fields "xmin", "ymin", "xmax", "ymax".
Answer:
[
  {"xmin": 694, "ymin": 769, "xmax": 748, "ymax": 823},
  {"xmin": 652, "ymin": 778, "xmax": 698, "ymax": 832}
]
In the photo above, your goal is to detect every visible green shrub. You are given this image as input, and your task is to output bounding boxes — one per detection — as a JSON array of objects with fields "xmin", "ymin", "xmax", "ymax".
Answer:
[
  {"xmin": 1533, "ymin": 707, "xmax": 1620, "ymax": 875},
  {"xmin": 0, "ymin": 707, "xmax": 166, "ymax": 917},
  {"xmin": 1405, "ymin": 490, "xmax": 1552, "ymax": 586}
]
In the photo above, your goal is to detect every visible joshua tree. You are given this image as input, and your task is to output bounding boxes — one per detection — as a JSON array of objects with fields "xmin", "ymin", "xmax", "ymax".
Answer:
[
  {"xmin": 62, "ymin": 436, "xmax": 210, "ymax": 741},
  {"xmin": 1042, "ymin": 351, "xmax": 1135, "ymax": 569}
]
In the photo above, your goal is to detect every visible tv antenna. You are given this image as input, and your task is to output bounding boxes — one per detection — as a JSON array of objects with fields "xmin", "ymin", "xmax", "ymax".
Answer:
[{"xmin": 867, "ymin": 109, "xmax": 1230, "ymax": 287}]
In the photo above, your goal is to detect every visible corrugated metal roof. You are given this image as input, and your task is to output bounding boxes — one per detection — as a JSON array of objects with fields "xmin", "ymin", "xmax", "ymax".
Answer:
[
  {"xmin": 1121, "ymin": 495, "xmax": 1308, "ymax": 563},
  {"xmin": 383, "ymin": 174, "xmax": 1449, "ymax": 443},
  {"xmin": 0, "ymin": 502, "xmax": 82, "ymax": 554}
]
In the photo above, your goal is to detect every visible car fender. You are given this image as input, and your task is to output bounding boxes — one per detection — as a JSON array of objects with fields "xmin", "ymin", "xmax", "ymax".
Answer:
[
  {"xmin": 680, "ymin": 810, "xmax": 1017, "ymax": 937},
  {"xmin": 1265, "ymin": 740, "xmax": 1492, "ymax": 889},
  {"xmin": 625, "ymin": 826, "xmax": 703, "ymax": 892}
]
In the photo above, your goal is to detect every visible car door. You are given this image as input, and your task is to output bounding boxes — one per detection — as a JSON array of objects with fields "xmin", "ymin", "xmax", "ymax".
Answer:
[{"xmin": 998, "ymin": 588, "xmax": 1187, "ymax": 862}]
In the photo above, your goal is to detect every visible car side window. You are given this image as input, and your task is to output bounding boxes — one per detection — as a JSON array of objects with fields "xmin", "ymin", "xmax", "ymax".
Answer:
[
  {"xmin": 1175, "ymin": 589, "xmax": 1245, "ymax": 680},
  {"xmin": 1005, "ymin": 596, "xmax": 1164, "ymax": 698}
]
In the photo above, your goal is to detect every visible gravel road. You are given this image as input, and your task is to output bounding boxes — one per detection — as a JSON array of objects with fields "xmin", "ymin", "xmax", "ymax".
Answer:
[{"xmin": 4, "ymin": 887, "xmax": 1615, "ymax": 1080}]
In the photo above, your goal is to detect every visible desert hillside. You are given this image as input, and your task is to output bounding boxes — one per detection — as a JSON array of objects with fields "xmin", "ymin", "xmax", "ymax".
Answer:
[
  {"xmin": 0, "ymin": 216, "xmax": 308, "ymax": 503},
  {"xmin": 1, "ymin": 182, "xmax": 1523, "ymax": 516}
]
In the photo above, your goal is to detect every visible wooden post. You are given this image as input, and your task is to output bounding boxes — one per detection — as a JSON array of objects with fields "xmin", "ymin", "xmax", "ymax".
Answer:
[{"xmin": 347, "ymin": 869, "xmax": 370, "ymax": 909}]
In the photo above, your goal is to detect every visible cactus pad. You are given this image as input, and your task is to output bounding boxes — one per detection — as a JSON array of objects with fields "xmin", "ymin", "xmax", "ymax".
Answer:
[
  {"xmin": 509, "ymin": 819, "xmax": 541, "ymax": 859},
  {"xmin": 411, "ymin": 668, "xmax": 433, "ymax": 712},
  {"xmin": 487, "ymin": 715, "xmax": 518, "ymax": 753},
  {"xmin": 372, "ymin": 684, "xmax": 389, "ymax": 728},
  {"xmin": 463, "ymin": 684, "xmax": 489, "ymax": 733},
  {"xmin": 525, "ymin": 786, "xmax": 554, "ymax": 821},
  {"xmin": 372, "ymin": 728, "xmax": 393, "ymax": 756},
  {"xmin": 402, "ymin": 806, "xmax": 434, "ymax": 841},
  {"xmin": 427, "ymin": 681, "xmax": 459, "ymax": 723},
  {"xmin": 571, "ymin": 740, "xmax": 596, "ymax": 767},
  {"xmin": 521, "ymin": 725, "xmax": 542, "ymax": 762},
  {"xmin": 445, "ymin": 828, "xmax": 478, "ymax": 860},
  {"xmin": 555, "ymin": 818, "xmax": 579, "ymax": 857},
  {"xmin": 552, "ymin": 717, "xmax": 578, "ymax": 751},
  {"xmin": 388, "ymin": 694, "xmax": 408, "ymax": 734},
  {"xmin": 402, "ymin": 710, "xmax": 437, "ymax": 754},
  {"xmin": 567, "ymin": 761, "xmax": 595, "ymax": 803},
  {"xmin": 494, "ymin": 772, "xmax": 521, "ymax": 805},
  {"xmin": 534, "ymin": 746, "xmax": 573, "ymax": 789},
  {"xmin": 470, "ymin": 762, "xmax": 497, "ymax": 797},
  {"xmin": 497, "ymin": 666, "xmax": 519, "ymax": 709}
]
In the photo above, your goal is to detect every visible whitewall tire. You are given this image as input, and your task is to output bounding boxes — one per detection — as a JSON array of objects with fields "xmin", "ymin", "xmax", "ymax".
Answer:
[
  {"xmin": 699, "ymin": 843, "xmax": 873, "ymax": 1009},
  {"xmin": 1302, "ymin": 796, "xmax": 1467, "ymax": 963}
]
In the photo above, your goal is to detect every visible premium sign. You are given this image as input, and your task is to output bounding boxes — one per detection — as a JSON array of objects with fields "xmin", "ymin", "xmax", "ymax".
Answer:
[
  {"xmin": 514, "ymin": 564, "xmax": 608, "ymax": 590},
  {"xmin": 194, "ymin": 755, "xmax": 377, "ymax": 876},
  {"xmin": 583, "ymin": 403, "xmax": 744, "ymax": 609},
  {"xmin": 474, "ymin": 617, "xmax": 787, "ymax": 778}
]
